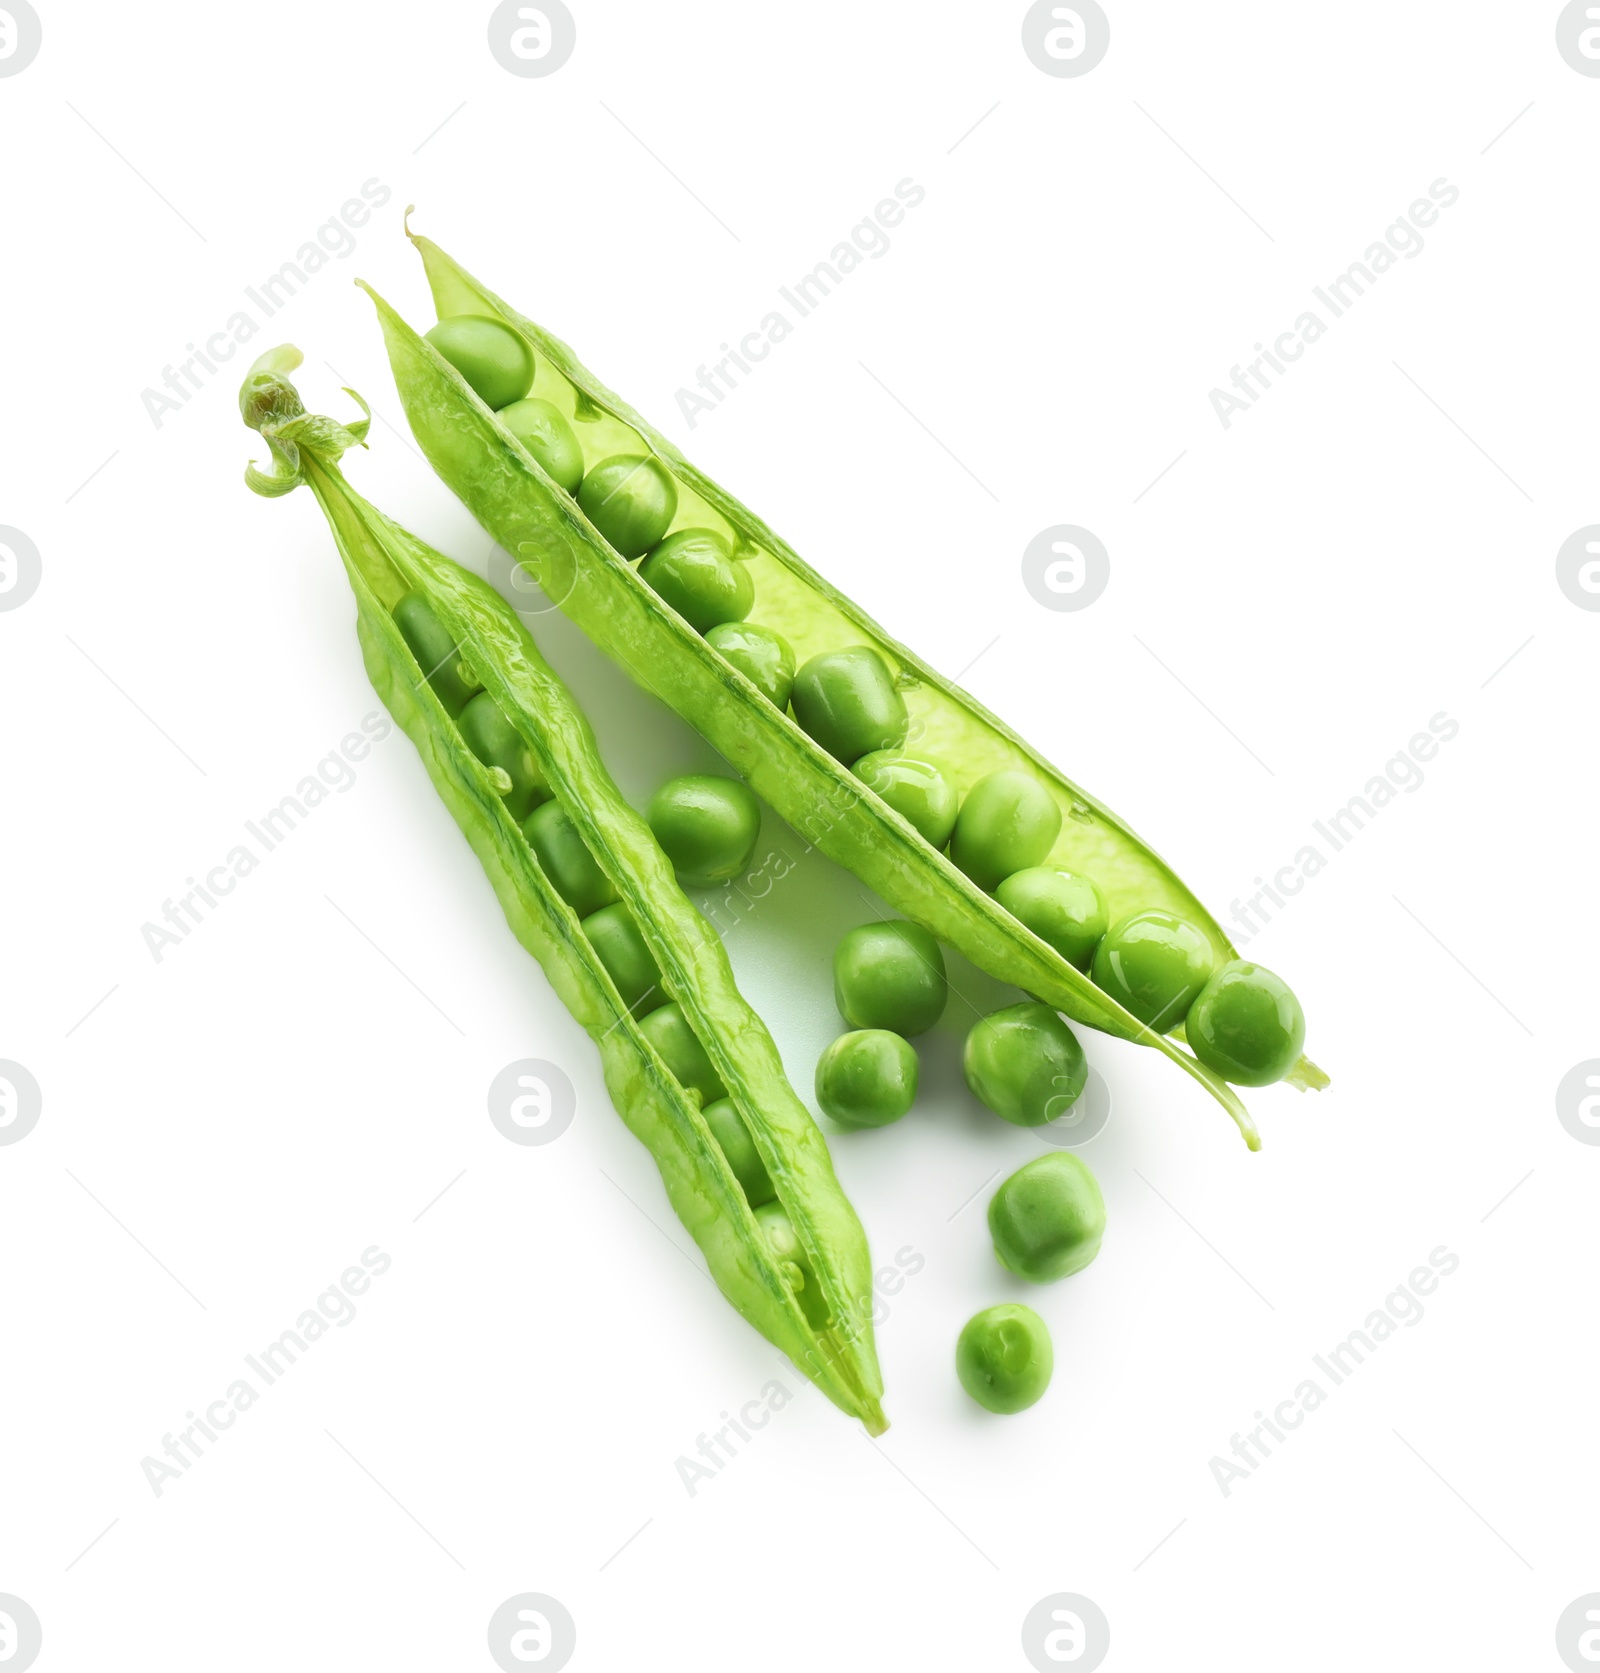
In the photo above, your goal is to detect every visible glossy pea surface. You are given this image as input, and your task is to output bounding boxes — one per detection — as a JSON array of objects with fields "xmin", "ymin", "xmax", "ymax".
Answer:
[
  {"xmin": 956, "ymin": 1304, "xmax": 1053, "ymax": 1414},
  {"xmin": 523, "ymin": 800, "xmax": 617, "ymax": 919},
  {"xmin": 498, "ymin": 397, "xmax": 585, "ymax": 492},
  {"xmin": 638, "ymin": 1003, "xmax": 726, "ymax": 1106},
  {"xmin": 577, "ymin": 454, "xmax": 678, "ymax": 557},
  {"xmin": 703, "ymin": 1098, "xmax": 776, "ymax": 1205},
  {"xmin": 705, "ymin": 621, "xmax": 795, "ymax": 710},
  {"xmin": 1186, "ymin": 960, "xmax": 1306, "ymax": 1085},
  {"xmin": 581, "ymin": 902, "xmax": 662, "ymax": 1015},
  {"xmin": 638, "ymin": 529, "xmax": 753, "ymax": 633},
  {"xmin": 790, "ymin": 647, "xmax": 908, "ymax": 765},
  {"xmin": 994, "ymin": 867, "xmax": 1108, "ymax": 972},
  {"xmin": 392, "ymin": 591, "xmax": 481, "ymax": 716},
  {"xmin": 988, "ymin": 1154, "xmax": 1105, "ymax": 1283},
  {"xmin": 648, "ymin": 775, "xmax": 761, "ymax": 887},
  {"xmin": 815, "ymin": 1030, "xmax": 918, "ymax": 1129},
  {"xmin": 963, "ymin": 1001, "xmax": 1086, "ymax": 1127},
  {"xmin": 1091, "ymin": 910, "xmax": 1214, "ymax": 1033},
  {"xmin": 832, "ymin": 920, "xmax": 947, "ymax": 1036},
  {"xmin": 457, "ymin": 692, "xmax": 548, "ymax": 820},
  {"xmin": 853, "ymin": 752, "xmax": 958, "ymax": 849},
  {"xmin": 424, "ymin": 315, "xmax": 534, "ymax": 411},
  {"xmin": 950, "ymin": 770, "xmax": 1062, "ymax": 892}
]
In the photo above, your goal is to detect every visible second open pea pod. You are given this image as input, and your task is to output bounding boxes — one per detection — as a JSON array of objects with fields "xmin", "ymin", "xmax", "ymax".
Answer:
[
  {"xmin": 364, "ymin": 228, "xmax": 1328, "ymax": 1150},
  {"xmin": 238, "ymin": 347, "xmax": 885, "ymax": 1435}
]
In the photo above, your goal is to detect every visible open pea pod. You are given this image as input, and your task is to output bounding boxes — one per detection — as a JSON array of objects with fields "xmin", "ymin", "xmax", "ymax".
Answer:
[
  {"xmin": 362, "ymin": 227, "xmax": 1329, "ymax": 1149},
  {"xmin": 237, "ymin": 347, "xmax": 886, "ymax": 1434}
]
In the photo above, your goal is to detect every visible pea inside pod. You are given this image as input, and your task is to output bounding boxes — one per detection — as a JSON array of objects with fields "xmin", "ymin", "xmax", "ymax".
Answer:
[
  {"xmin": 392, "ymin": 590, "xmax": 482, "ymax": 716},
  {"xmin": 950, "ymin": 770, "xmax": 1062, "ymax": 892},
  {"xmin": 705, "ymin": 622, "xmax": 795, "ymax": 711},
  {"xmin": 498, "ymin": 396, "xmax": 585, "ymax": 493},
  {"xmin": 994, "ymin": 867, "xmax": 1108, "ymax": 973},
  {"xmin": 1186, "ymin": 961, "xmax": 1306, "ymax": 1086},
  {"xmin": 1091, "ymin": 910, "xmax": 1214, "ymax": 1034},
  {"xmin": 853, "ymin": 752, "xmax": 959, "ymax": 850},
  {"xmin": 423, "ymin": 315, "xmax": 534, "ymax": 410},
  {"xmin": 523, "ymin": 799, "xmax": 618, "ymax": 919},
  {"xmin": 703, "ymin": 1098, "xmax": 776, "ymax": 1206},
  {"xmin": 577, "ymin": 454, "xmax": 678, "ymax": 557},
  {"xmin": 638, "ymin": 1002, "xmax": 727, "ymax": 1107},
  {"xmin": 790, "ymin": 647, "xmax": 908, "ymax": 765},
  {"xmin": 639, "ymin": 529, "xmax": 753, "ymax": 634},
  {"xmin": 581, "ymin": 902, "xmax": 664, "ymax": 1016},
  {"xmin": 458, "ymin": 691, "xmax": 550, "ymax": 820}
]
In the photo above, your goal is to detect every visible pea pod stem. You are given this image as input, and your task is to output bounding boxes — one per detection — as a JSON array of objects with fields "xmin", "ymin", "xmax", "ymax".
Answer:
[
  {"xmin": 239, "ymin": 348, "xmax": 887, "ymax": 1433},
  {"xmin": 360, "ymin": 239, "xmax": 1322, "ymax": 1150}
]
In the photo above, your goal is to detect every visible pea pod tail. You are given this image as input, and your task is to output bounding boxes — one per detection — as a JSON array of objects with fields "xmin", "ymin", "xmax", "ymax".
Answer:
[{"xmin": 238, "ymin": 347, "xmax": 887, "ymax": 1434}]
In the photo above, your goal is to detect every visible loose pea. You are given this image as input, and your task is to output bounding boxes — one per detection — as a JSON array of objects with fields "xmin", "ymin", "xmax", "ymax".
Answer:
[
  {"xmin": 754, "ymin": 1201, "xmax": 828, "ymax": 1326},
  {"xmin": 963, "ymin": 1001, "xmax": 1086, "ymax": 1127},
  {"xmin": 581, "ymin": 902, "xmax": 663, "ymax": 1015},
  {"xmin": 638, "ymin": 1002, "xmax": 726, "ymax": 1106},
  {"xmin": 703, "ymin": 1097, "xmax": 776, "ymax": 1205},
  {"xmin": 498, "ymin": 396, "xmax": 585, "ymax": 492},
  {"xmin": 457, "ymin": 691, "xmax": 549, "ymax": 820},
  {"xmin": 638, "ymin": 529, "xmax": 753, "ymax": 633},
  {"xmin": 994, "ymin": 867, "xmax": 1109, "ymax": 972},
  {"xmin": 1091, "ymin": 910, "xmax": 1214, "ymax": 1033},
  {"xmin": 392, "ymin": 591, "xmax": 482, "ymax": 716},
  {"xmin": 648, "ymin": 775, "xmax": 761, "ymax": 887},
  {"xmin": 523, "ymin": 799, "xmax": 618, "ymax": 919},
  {"xmin": 832, "ymin": 920, "xmax": 947, "ymax": 1036},
  {"xmin": 423, "ymin": 315, "xmax": 534, "ymax": 411},
  {"xmin": 1185, "ymin": 960, "xmax": 1306, "ymax": 1085},
  {"xmin": 790, "ymin": 646, "xmax": 908, "ymax": 765},
  {"xmin": 705, "ymin": 621, "xmax": 796, "ymax": 710},
  {"xmin": 988, "ymin": 1154, "xmax": 1105, "ymax": 1283},
  {"xmin": 852, "ymin": 751, "xmax": 959, "ymax": 849},
  {"xmin": 815, "ymin": 1030, "xmax": 918, "ymax": 1129},
  {"xmin": 949, "ymin": 770, "xmax": 1062, "ymax": 892},
  {"xmin": 576, "ymin": 454, "xmax": 678, "ymax": 557},
  {"xmin": 956, "ymin": 1304, "xmax": 1053, "ymax": 1415}
]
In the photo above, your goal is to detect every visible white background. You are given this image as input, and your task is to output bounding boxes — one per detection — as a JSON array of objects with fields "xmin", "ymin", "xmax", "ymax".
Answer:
[{"xmin": 1, "ymin": 3, "xmax": 1594, "ymax": 1669}]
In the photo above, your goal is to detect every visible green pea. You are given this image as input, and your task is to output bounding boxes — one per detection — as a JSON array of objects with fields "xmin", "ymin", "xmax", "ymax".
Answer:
[
  {"xmin": 994, "ymin": 867, "xmax": 1108, "ymax": 972},
  {"xmin": 581, "ymin": 902, "xmax": 663, "ymax": 1015},
  {"xmin": 638, "ymin": 1002, "xmax": 726, "ymax": 1106},
  {"xmin": 523, "ymin": 799, "xmax": 618, "ymax": 919},
  {"xmin": 703, "ymin": 1097, "xmax": 776, "ymax": 1206},
  {"xmin": 705, "ymin": 621, "xmax": 795, "ymax": 710},
  {"xmin": 949, "ymin": 770, "xmax": 1062, "ymax": 892},
  {"xmin": 638, "ymin": 529, "xmax": 754, "ymax": 634},
  {"xmin": 576, "ymin": 454, "xmax": 678, "ymax": 557},
  {"xmin": 988, "ymin": 1154, "xmax": 1105, "ymax": 1283},
  {"xmin": 790, "ymin": 646, "xmax": 908, "ymax": 765},
  {"xmin": 815, "ymin": 1030, "xmax": 917, "ymax": 1129},
  {"xmin": 1185, "ymin": 960, "xmax": 1306, "ymax": 1086},
  {"xmin": 423, "ymin": 315, "xmax": 534, "ymax": 411},
  {"xmin": 498, "ymin": 397, "xmax": 585, "ymax": 493},
  {"xmin": 457, "ymin": 691, "xmax": 549, "ymax": 820},
  {"xmin": 753, "ymin": 1201, "xmax": 828, "ymax": 1325},
  {"xmin": 852, "ymin": 751, "xmax": 958, "ymax": 849},
  {"xmin": 963, "ymin": 1001, "xmax": 1086, "ymax": 1127},
  {"xmin": 832, "ymin": 920, "xmax": 946, "ymax": 1036},
  {"xmin": 955, "ymin": 1304, "xmax": 1053, "ymax": 1415},
  {"xmin": 391, "ymin": 591, "xmax": 482, "ymax": 716},
  {"xmin": 1090, "ymin": 910, "xmax": 1214, "ymax": 1033},
  {"xmin": 648, "ymin": 775, "xmax": 761, "ymax": 887}
]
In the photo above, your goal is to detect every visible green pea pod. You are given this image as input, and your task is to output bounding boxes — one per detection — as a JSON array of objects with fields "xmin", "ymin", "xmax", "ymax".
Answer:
[
  {"xmin": 363, "ymin": 226, "xmax": 1331, "ymax": 1149},
  {"xmin": 237, "ymin": 347, "xmax": 886, "ymax": 1434}
]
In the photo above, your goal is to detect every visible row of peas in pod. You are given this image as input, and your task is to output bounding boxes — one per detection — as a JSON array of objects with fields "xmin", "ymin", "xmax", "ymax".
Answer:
[
  {"xmin": 391, "ymin": 586, "xmax": 826, "ymax": 1315},
  {"xmin": 425, "ymin": 312, "xmax": 1307, "ymax": 1092}
]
